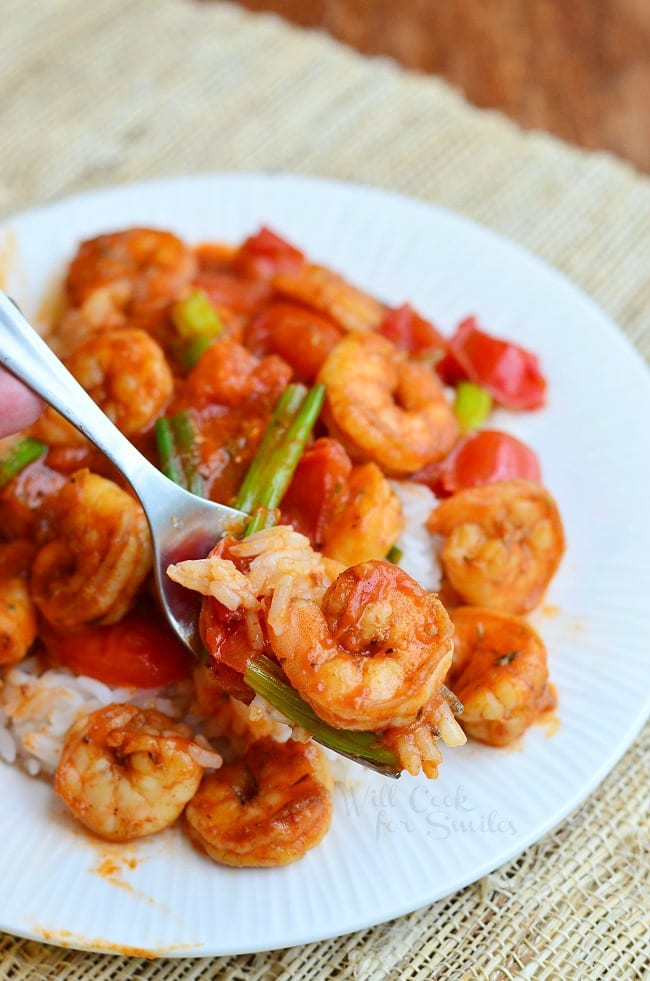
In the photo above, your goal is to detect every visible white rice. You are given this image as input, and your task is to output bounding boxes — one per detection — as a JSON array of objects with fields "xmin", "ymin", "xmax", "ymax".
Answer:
[
  {"xmin": 0, "ymin": 484, "xmax": 442, "ymax": 783},
  {"xmin": 0, "ymin": 657, "xmax": 195, "ymax": 777},
  {"xmin": 390, "ymin": 480, "xmax": 443, "ymax": 592}
]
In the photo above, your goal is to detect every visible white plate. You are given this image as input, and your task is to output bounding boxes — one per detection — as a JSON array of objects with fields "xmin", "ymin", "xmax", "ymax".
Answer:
[{"xmin": 1, "ymin": 174, "xmax": 649, "ymax": 957}]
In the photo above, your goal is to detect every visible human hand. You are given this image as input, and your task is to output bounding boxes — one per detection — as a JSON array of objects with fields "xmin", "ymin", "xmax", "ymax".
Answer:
[{"xmin": 0, "ymin": 368, "xmax": 43, "ymax": 437}]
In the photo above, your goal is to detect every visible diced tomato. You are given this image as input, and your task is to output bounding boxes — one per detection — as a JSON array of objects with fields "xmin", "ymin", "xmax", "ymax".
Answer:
[
  {"xmin": 197, "ymin": 537, "xmax": 266, "ymax": 702},
  {"xmin": 42, "ymin": 601, "xmax": 193, "ymax": 688},
  {"xmin": 245, "ymin": 302, "xmax": 344, "ymax": 382},
  {"xmin": 379, "ymin": 304, "xmax": 447, "ymax": 358},
  {"xmin": 199, "ymin": 597, "xmax": 256, "ymax": 702},
  {"xmin": 234, "ymin": 227, "xmax": 305, "ymax": 279},
  {"xmin": 413, "ymin": 429, "xmax": 542, "ymax": 496},
  {"xmin": 281, "ymin": 437, "xmax": 352, "ymax": 546},
  {"xmin": 437, "ymin": 317, "xmax": 547, "ymax": 410}
]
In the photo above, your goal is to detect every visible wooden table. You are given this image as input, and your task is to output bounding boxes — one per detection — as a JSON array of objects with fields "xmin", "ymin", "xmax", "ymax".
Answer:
[{"xmin": 232, "ymin": 0, "xmax": 650, "ymax": 173}]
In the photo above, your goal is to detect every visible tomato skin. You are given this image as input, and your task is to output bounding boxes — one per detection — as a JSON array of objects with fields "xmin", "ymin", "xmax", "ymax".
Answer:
[
  {"xmin": 234, "ymin": 227, "xmax": 305, "ymax": 279},
  {"xmin": 379, "ymin": 304, "xmax": 447, "ymax": 358},
  {"xmin": 42, "ymin": 602, "xmax": 194, "ymax": 688},
  {"xmin": 281, "ymin": 438, "xmax": 352, "ymax": 546},
  {"xmin": 198, "ymin": 597, "xmax": 255, "ymax": 702},
  {"xmin": 197, "ymin": 537, "xmax": 266, "ymax": 702},
  {"xmin": 245, "ymin": 302, "xmax": 343, "ymax": 382},
  {"xmin": 438, "ymin": 317, "xmax": 546, "ymax": 410},
  {"xmin": 413, "ymin": 430, "xmax": 542, "ymax": 496}
]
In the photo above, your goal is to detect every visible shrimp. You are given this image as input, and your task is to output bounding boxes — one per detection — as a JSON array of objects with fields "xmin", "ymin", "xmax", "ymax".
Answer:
[
  {"xmin": 318, "ymin": 333, "xmax": 459, "ymax": 475},
  {"xmin": 0, "ymin": 541, "xmax": 37, "ymax": 666},
  {"xmin": 321, "ymin": 462, "xmax": 404, "ymax": 566},
  {"xmin": 184, "ymin": 736, "xmax": 333, "ymax": 867},
  {"xmin": 447, "ymin": 607, "xmax": 555, "ymax": 746},
  {"xmin": 31, "ymin": 469, "xmax": 152, "ymax": 627},
  {"xmin": 427, "ymin": 479, "xmax": 565, "ymax": 614},
  {"xmin": 273, "ymin": 264, "xmax": 385, "ymax": 333},
  {"xmin": 181, "ymin": 338, "xmax": 292, "ymax": 411},
  {"xmin": 65, "ymin": 228, "xmax": 196, "ymax": 312},
  {"xmin": 55, "ymin": 703, "xmax": 220, "ymax": 842},
  {"xmin": 64, "ymin": 328, "xmax": 173, "ymax": 435},
  {"xmin": 268, "ymin": 560, "xmax": 454, "ymax": 731},
  {"xmin": 52, "ymin": 283, "xmax": 132, "ymax": 357}
]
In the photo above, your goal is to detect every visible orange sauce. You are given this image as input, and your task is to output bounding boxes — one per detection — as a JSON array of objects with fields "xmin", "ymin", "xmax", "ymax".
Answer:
[
  {"xmin": 31, "ymin": 927, "xmax": 198, "ymax": 958},
  {"xmin": 541, "ymin": 604, "xmax": 560, "ymax": 618}
]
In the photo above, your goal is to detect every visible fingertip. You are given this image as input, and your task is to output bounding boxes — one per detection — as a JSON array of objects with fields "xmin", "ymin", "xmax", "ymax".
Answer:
[{"xmin": 0, "ymin": 374, "xmax": 43, "ymax": 437}]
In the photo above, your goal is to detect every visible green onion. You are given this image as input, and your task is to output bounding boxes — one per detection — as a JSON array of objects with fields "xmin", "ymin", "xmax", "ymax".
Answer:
[
  {"xmin": 237, "ymin": 383, "xmax": 325, "ymax": 537},
  {"xmin": 453, "ymin": 381, "xmax": 492, "ymax": 432},
  {"xmin": 253, "ymin": 383, "xmax": 325, "ymax": 512},
  {"xmin": 244, "ymin": 655, "xmax": 400, "ymax": 776},
  {"xmin": 243, "ymin": 507, "xmax": 279, "ymax": 536},
  {"xmin": 155, "ymin": 410, "xmax": 205, "ymax": 496},
  {"xmin": 172, "ymin": 410, "xmax": 204, "ymax": 496},
  {"xmin": 235, "ymin": 384, "xmax": 307, "ymax": 514},
  {"xmin": 172, "ymin": 289, "xmax": 224, "ymax": 342},
  {"xmin": 386, "ymin": 545, "xmax": 403, "ymax": 564},
  {"xmin": 0, "ymin": 438, "xmax": 46, "ymax": 489},
  {"xmin": 172, "ymin": 290, "xmax": 224, "ymax": 370},
  {"xmin": 155, "ymin": 417, "xmax": 184, "ymax": 486},
  {"xmin": 244, "ymin": 510, "xmax": 273, "ymax": 537}
]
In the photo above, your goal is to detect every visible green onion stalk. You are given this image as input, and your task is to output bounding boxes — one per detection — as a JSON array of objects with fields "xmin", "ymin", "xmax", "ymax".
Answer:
[
  {"xmin": 0, "ymin": 438, "xmax": 46, "ymax": 489},
  {"xmin": 155, "ymin": 409, "xmax": 205, "ymax": 496},
  {"xmin": 244, "ymin": 656, "xmax": 400, "ymax": 777}
]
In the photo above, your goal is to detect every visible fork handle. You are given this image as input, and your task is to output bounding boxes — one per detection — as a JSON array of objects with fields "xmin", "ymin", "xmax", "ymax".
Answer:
[{"xmin": 0, "ymin": 291, "xmax": 159, "ymax": 489}]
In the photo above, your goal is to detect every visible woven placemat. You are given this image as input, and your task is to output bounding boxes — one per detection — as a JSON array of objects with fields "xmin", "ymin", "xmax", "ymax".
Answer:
[{"xmin": 2, "ymin": 1, "xmax": 649, "ymax": 977}]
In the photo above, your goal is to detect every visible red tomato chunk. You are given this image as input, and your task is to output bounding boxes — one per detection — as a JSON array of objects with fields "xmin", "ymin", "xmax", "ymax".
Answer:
[
  {"xmin": 42, "ymin": 600, "xmax": 193, "ymax": 688},
  {"xmin": 438, "ymin": 317, "xmax": 547, "ymax": 410},
  {"xmin": 413, "ymin": 429, "xmax": 542, "ymax": 496}
]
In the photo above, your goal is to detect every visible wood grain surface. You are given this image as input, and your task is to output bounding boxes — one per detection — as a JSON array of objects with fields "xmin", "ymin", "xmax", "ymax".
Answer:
[{"xmin": 232, "ymin": 0, "xmax": 650, "ymax": 172}]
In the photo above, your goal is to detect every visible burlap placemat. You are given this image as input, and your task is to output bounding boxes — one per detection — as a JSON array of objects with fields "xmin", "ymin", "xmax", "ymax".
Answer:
[{"xmin": 2, "ymin": 1, "xmax": 649, "ymax": 977}]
